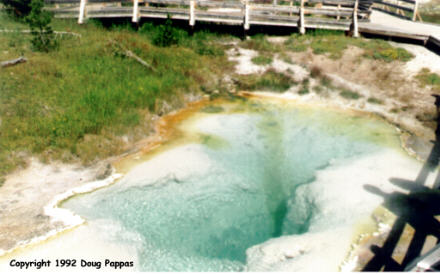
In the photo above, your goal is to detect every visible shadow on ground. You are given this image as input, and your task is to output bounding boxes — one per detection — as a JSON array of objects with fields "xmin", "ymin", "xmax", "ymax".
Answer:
[{"xmin": 362, "ymin": 94, "xmax": 440, "ymax": 271}]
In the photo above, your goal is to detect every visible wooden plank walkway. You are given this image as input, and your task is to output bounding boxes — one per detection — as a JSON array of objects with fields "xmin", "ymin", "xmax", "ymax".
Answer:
[
  {"xmin": 359, "ymin": 10, "xmax": 440, "ymax": 46},
  {"xmin": 46, "ymin": 0, "xmax": 372, "ymax": 34},
  {"xmin": 46, "ymin": 0, "xmax": 440, "ymax": 51}
]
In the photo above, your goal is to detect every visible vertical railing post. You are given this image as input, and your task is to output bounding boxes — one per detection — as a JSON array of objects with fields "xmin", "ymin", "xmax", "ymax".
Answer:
[
  {"xmin": 299, "ymin": 0, "xmax": 305, "ymax": 34},
  {"xmin": 289, "ymin": 0, "xmax": 292, "ymax": 17},
  {"xmin": 244, "ymin": 0, "xmax": 250, "ymax": 30},
  {"xmin": 78, "ymin": 0, "xmax": 87, "ymax": 24},
  {"xmin": 412, "ymin": 0, "xmax": 419, "ymax": 21},
  {"xmin": 336, "ymin": 4, "xmax": 341, "ymax": 21},
  {"xmin": 352, "ymin": 0, "xmax": 359, "ymax": 38},
  {"xmin": 190, "ymin": 0, "xmax": 195, "ymax": 26},
  {"xmin": 132, "ymin": 0, "xmax": 140, "ymax": 23}
]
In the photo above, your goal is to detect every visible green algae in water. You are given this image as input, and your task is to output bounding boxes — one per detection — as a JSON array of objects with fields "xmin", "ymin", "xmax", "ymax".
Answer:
[{"xmin": 63, "ymin": 99, "xmax": 402, "ymax": 271}]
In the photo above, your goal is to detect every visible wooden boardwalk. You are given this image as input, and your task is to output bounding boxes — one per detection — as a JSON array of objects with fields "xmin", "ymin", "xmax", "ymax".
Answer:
[
  {"xmin": 46, "ymin": 0, "xmax": 372, "ymax": 35},
  {"xmin": 360, "ymin": 10, "xmax": 440, "ymax": 46},
  {"xmin": 46, "ymin": 0, "xmax": 440, "ymax": 49}
]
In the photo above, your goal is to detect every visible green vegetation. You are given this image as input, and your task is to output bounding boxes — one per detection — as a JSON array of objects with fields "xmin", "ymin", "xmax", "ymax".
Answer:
[
  {"xmin": 420, "ymin": 1, "xmax": 440, "ymax": 24},
  {"xmin": 251, "ymin": 54, "xmax": 273, "ymax": 65},
  {"xmin": 420, "ymin": 12, "xmax": 440, "ymax": 24},
  {"xmin": 298, "ymin": 78, "xmax": 310, "ymax": 95},
  {"xmin": 368, "ymin": 97, "xmax": 384, "ymax": 104},
  {"xmin": 240, "ymin": 34, "xmax": 279, "ymax": 52},
  {"xmin": 284, "ymin": 30, "xmax": 413, "ymax": 62},
  {"xmin": 151, "ymin": 15, "xmax": 179, "ymax": 47},
  {"xmin": 139, "ymin": 21, "xmax": 226, "ymax": 56},
  {"xmin": 320, "ymin": 75, "xmax": 334, "ymax": 89},
  {"xmin": 365, "ymin": 46, "xmax": 413, "ymax": 63},
  {"xmin": 416, "ymin": 68, "xmax": 440, "ymax": 88},
  {"xmin": 236, "ymin": 69, "xmax": 296, "ymax": 92},
  {"xmin": 340, "ymin": 89, "xmax": 362, "ymax": 100},
  {"xmin": 0, "ymin": 12, "xmax": 233, "ymax": 176},
  {"xmin": 25, "ymin": 0, "xmax": 59, "ymax": 52}
]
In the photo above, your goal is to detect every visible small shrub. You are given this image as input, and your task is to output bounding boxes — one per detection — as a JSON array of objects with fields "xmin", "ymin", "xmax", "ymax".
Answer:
[
  {"xmin": 236, "ymin": 69, "xmax": 296, "ymax": 92},
  {"xmin": 25, "ymin": 0, "xmax": 58, "ymax": 52},
  {"xmin": 298, "ymin": 86, "xmax": 309, "ymax": 95},
  {"xmin": 251, "ymin": 55, "xmax": 273, "ymax": 65},
  {"xmin": 310, "ymin": 66, "xmax": 322, "ymax": 78},
  {"xmin": 340, "ymin": 89, "xmax": 362, "ymax": 100},
  {"xmin": 299, "ymin": 78, "xmax": 310, "ymax": 95},
  {"xmin": 320, "ymin": 76, "xmax": 333, "ymax": 89},
  {"xmin": 313, "ymin": 85, "xmax": 323, "ymax": 93},
  {"xmin": 367, "ymin": 97, "xmax": 383, "ymax": 104},
  {"xmin": 416, "ymin": 68, "xmax": 440, "ymax": 88},
  {"xmin": 152, "ymin": 15, "xmax": 179, "ymax": 47}
]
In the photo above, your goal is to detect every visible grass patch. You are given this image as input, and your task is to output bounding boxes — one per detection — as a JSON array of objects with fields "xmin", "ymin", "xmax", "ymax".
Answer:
[
  {"xmin": 251, "ymin": 54, "xmax": 273, "ymax": 65},
  {"xmin": 298, "ymin": 78, "xmax": 310, "ymax": 95},
  {"xmin": 0, "ymin": 12, "xmax": 233, "ymax": 176},
  {"xmin": 420, "ymin": 12, "xmax": 440, "ymax": 24},
  {"xmin": 284, "ymin": 31, "xmax": 413, "ymax": 62},
  {"xmin": 236, "ymin": 69, "xmax": 296, "ymax": 92},
  {"xmin": 416, "ymin": 68, "xmax": 440, "ymax": 88},
  {"xmin": 364, "ymin": 45, "xmax": 413, "ymax": 63},
  {"xmin": 313, "ymin": 85, "xmax": 323, "ymax": 93},
  {"xmin": 240, "ymin": 34, "xmax": 279, "ymax": 52},
  {"xmin": 367, "ymin": 97, "xmax": 383, "ymax": 104},
  {"xmin": 340, "ymin": 89, "xmax": 362, "ymax": 100}
]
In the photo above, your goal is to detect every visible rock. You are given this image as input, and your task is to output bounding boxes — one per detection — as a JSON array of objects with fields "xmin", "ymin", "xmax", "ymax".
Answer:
[{"xmin": 95, "ymin": 163, "xmax": 112, "ymax": 180}]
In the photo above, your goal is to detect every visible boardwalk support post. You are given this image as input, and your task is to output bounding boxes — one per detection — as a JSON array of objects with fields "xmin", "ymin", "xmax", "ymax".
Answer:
[
  {"xmin": 289, "ymin": 0, "xmax": 292, "ymax": 17},
  {"xmin": 336, "ymin": 4, "xmax": 340, "ymax": 21},
  {"xmin": 78, "ymin": 0, "xmax": 87, "ymax": 24},
  {"xmin": 299, "ymin": 0, "xmax": 305, "ymax": 34},
  {"xmin": 244, "ymin": 0, "xmax": 250, "ymax": 31},
  {"xmin": 412, "ymin": 0, "xmax": 419, "ymax": 22},
  {"xmin": 132, "ymin": 0, "xmax": 140, "ymax": 23},
  {"xmin": 190, "ymin": 0, "xmax": 196, "ymax": 26},
  {"xmin": 352, "ymin": 0, "xmax": 359, "ymax": 38}
]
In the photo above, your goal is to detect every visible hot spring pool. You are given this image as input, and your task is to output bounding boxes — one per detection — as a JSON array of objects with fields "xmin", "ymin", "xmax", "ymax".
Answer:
[{"xmin": 15, "ymin": 97, "xmax": 424, "ymax": 271}]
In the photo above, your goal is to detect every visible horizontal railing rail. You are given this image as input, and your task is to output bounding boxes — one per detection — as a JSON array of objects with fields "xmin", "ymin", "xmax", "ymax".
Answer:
[
  {"xmin": 45, "ymin": 0, "xmax": 373, "ymax": 35},
  {"xmin": 372, "ymin": 0, "xmax": 421, "ymax": 21}
]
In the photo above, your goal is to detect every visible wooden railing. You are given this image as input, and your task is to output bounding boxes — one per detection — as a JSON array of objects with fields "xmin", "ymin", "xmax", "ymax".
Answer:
[
  {"xmin": 372, "ymin": 0, "xmax": 421, "ymax": 21},
  {"xmin": 45, "ymin": 0, "xmax": 373, "ymax": 34}
]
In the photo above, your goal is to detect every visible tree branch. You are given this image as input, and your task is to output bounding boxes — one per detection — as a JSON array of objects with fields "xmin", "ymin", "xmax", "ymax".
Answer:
[{"xmin": 1, "ymin": 57, "xmax": 27, "ymax": 68}]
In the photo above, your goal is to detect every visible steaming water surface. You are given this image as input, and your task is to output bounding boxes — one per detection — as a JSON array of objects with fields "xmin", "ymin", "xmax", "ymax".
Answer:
[{"xmin": 59, "ymin": 98, "xmax": 419, "ymax": 271}]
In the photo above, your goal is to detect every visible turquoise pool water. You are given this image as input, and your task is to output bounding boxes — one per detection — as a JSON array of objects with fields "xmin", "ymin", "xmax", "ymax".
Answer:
[{"xmin": 63, "ymin": 99, "xmax": 403, "ymax": 271}]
